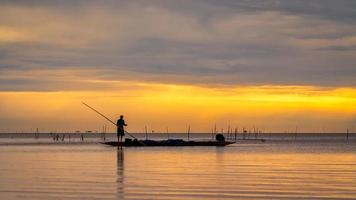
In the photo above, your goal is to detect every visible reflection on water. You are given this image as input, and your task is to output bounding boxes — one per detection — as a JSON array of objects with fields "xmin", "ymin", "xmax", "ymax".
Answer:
[
  {"xmin": 117, "ymin": 147, "xmax": 124, "ymax": 199},
  {"xmin": 0, "ymin": 141, "xmax": 355, "ymax": 199}
]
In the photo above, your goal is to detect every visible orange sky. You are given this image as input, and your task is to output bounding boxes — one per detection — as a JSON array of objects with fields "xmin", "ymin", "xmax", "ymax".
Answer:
[{"xmin": 1, "ymin": 82, "xmax": 355, "ymax": 133}]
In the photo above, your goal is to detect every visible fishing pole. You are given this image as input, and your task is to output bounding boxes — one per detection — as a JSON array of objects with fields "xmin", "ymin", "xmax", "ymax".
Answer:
[{"xmin": 81, "ymin": 101, "xmax": 139, "ymax": 140}]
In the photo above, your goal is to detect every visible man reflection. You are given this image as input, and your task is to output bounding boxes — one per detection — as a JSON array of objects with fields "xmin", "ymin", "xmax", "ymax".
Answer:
[{"xmin": 117, "ymin": 147, "xmax": 124, "ymax": 199}]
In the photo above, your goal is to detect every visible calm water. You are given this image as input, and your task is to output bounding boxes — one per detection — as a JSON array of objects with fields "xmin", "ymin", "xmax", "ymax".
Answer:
[{"xmin": 0, "ymin": 135, "xmax": 355, "ymax": 199}]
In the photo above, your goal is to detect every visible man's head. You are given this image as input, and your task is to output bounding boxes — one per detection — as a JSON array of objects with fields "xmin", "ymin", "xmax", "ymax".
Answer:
[{"xmin": 120, "ymin": 115, "xmax": 124, "ymax": 119}]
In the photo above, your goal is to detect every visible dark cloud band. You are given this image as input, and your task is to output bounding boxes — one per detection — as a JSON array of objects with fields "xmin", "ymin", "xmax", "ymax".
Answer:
[{"xmin": 0, "ymin": 0, "xmax": 355, "ymax": 91}]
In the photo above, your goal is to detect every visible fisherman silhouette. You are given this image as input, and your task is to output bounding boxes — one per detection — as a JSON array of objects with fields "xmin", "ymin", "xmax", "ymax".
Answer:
[{"xmin": 117, "ymin": 115, "xmax": 127, "ymax": 143}]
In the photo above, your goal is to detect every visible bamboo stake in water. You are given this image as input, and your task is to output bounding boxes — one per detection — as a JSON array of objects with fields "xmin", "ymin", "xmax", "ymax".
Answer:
[
  {"xmin": 346, "ymin": 128, "xmax": 349, "ymax": 140},
  {"xmin": 103, "ymin": 125, "xmax": 106, "ymax": 141},
  {"xmin": 214, "ymin": 124, "xmax": 217, "ymax": 139},
  {"xmin": 187, "ymin": 125, "xmax": 191, "ymax": 141},
  {"xmin": 294, "ymin": 126, "xmax": 298, "ymax": 140},
  {"xmin": 253, "ymin": 126, "xmax": 256, "ymax": 139},
  {"xmin": 166, "ymin": 127, "xmax": 169, "ymax": 140},
  {"xmin": 227, "ymin": 124, "xmax": 230, "ymax": 140}
]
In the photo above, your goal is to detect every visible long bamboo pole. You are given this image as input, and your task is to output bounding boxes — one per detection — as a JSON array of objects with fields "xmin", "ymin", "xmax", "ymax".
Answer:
[{"xmin": 81, "ymin": 102, "xmax": 139, "ymax": 140}]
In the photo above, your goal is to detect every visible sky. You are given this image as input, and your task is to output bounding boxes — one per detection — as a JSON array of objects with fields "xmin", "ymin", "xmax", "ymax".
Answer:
[{"xmin": 0, "ymin": 0, "xmax": 355, "ymax": 133}]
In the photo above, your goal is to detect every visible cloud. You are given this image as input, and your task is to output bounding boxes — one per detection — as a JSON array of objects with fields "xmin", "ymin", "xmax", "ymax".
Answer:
[
  {"xmin": 0, "ymin": 0, "xmax": 356, "ymax": 91},
  {"xmin": 316, "ymin": 45, "xmax": 356, "ymax": 51},
  {"xmin": 204, "ymin": 0, "xmax": 356, "ymax": 23}
]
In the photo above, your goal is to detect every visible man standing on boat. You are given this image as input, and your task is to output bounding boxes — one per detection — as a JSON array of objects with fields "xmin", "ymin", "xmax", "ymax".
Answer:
[{"xmin": 117, "ymin": 115, "xmax": 127, "ymax": 143}]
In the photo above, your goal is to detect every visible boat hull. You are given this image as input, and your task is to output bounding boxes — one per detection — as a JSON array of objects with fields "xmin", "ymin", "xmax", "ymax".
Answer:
[{"xmin": 102, "ymin": 139, "xmax": 234, "ymax": 147}]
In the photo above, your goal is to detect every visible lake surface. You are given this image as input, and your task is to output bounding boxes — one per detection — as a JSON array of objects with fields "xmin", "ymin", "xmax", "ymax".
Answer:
[{"xmin": 0, "ymin": 135, "xmax": 355, "ymax": 199}]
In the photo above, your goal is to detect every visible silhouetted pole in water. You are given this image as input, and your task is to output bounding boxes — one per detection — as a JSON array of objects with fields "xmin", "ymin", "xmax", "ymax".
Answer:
[
  {"xmin": 187, "ymin": 125, "xmax": 191, "ymax": 141},
  {"xmin": 145, "ymin": 126, "xmax": 148, "ymax": 140},
  {"xmin": 347, "ymin": 128, "xmax": 349, "ymax": 140},
  {"xmin": 234, "ymin": 128, "xmax": 237, "ymax": 141},
  {"xmin": 294, "ymin": 126, "xmax": 298, "ymax": 140},
  {"xmin": 35, "ymin": 128, "xmax": 39, "ymax": 139},
  {"xmin": 101, "ymin": 125, "xmax": 105, "ymax": 141},
  {"xmin": 103, "ymin": 125, "xmax": 107, "ymax": 141},
  {"xmin": 227, "ymin": 124, "xmax": 230, "ymax": 140},
  {"xmin": 166, "ymin": 127, "xmax": 169, "ymax": 139},
  {"xmin": 243, "ymin": 128, "xmax": 246, "ymax": 140},
  {"xmin": 253, "ymin": 126, "xmax": 256, "ymax": 139},
  {"xmin": 213, "ymin": 124, "xmax": 217, "ymax": 139}
]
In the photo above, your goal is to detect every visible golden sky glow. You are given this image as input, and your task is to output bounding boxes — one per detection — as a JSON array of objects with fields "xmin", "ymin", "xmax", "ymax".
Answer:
[{"xmin": 1, "ymin": 82, "xmax": 355, "ymax": 133}]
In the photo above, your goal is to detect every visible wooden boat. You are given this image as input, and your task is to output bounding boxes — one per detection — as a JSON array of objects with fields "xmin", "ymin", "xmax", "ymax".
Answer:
[{"xmin": 102, "ymin": 139, "xmax": 234, "ymax": 147}]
